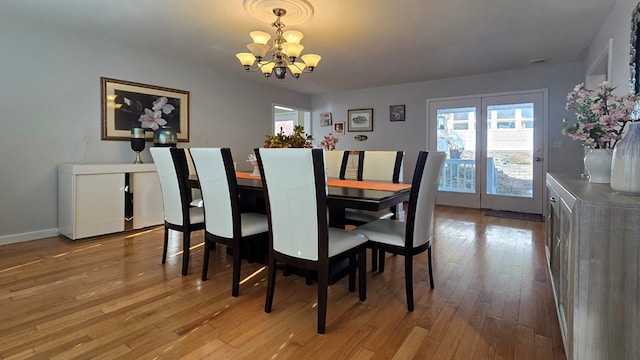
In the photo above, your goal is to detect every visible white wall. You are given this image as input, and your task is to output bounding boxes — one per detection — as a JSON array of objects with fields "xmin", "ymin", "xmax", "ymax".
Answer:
[
  {"xmin": 0, "ymin": 17, "xmax": 309, "ymax": 243},
  {"xmin": 586, "ymin": 0, "xmax": 637, "ymax": 91},
  {"xmin": 310, "ymin": 63, "xmax": 586, "ymax": 182}
]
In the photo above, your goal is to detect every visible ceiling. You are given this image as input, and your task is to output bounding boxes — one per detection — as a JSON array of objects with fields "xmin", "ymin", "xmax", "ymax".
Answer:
[{"xmin": 2, "ymin": 0, "xmax": 616, "ymax": 95}]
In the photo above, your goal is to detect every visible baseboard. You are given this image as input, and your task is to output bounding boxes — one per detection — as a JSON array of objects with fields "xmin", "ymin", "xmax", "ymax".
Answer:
[{"xmin": 0, "ymin": 228, "xmax": 59, "ymax": 246}]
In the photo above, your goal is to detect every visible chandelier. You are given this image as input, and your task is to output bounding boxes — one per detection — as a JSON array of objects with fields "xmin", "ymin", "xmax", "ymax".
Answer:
[{"xmin": 235, "ymin": 8, "xmax": 321, "ymax": 80}]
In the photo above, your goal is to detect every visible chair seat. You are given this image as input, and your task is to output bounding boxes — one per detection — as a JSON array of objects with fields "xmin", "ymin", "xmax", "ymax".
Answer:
[
  {"xmin": 328, "ymin": 227, "xmax": 367, "ymax": 257},
  {"xmin": 240, "ymin": 212, "xmax": 269, "ymax": 237},
  {"xmin": 354, "ymin": 219, "xmax": 406, "ymax": 248},
  {"xmin": 344, "ymin": 208, "xmax": 393, "ymax": 223},
  {"xmin": 190, "ymin": 198, "xmax": 204, "ymax": 207},
  {"xmin": 189, "ymin": 206, "xmax": 205, "ymax": 224}
]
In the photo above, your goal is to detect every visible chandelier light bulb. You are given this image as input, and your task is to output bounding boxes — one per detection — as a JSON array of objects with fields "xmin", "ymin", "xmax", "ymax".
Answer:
[
  {"xmin": 247, "ymin": 43, "xmax": 269, "ymax": 59},
  {"xmin": 258, "ymin": 61, "xmax": 275, "ymax": 77},
  {"xmin": 236, "ymin": 53, "xmax": 256, "ymax": 69},
  {"xmin": 281, "ymin": 43, "xmax": 304, "ymax": 59}
]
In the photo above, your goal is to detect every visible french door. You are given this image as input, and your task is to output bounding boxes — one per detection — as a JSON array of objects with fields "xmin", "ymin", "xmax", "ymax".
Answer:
[{"xmin": 428, "ymin": 90, "xmax": 546, "ymax": 214}]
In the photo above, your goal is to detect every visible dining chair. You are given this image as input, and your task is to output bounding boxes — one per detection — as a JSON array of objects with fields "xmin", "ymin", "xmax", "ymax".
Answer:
[
  {"xmin": 256, "ymin": 147, "xmax": 368, "ymax": 334},
  {"xmin": 353, "ymin": 151, "xmax": 445, "ymax": 311},
  {"xmin": 150, "ymin": 147, "xmax": 205, "ymax": 276},
  {"xmin": 189, "ymin": 147, "xmax": 269, "ymax": 296},
  {"xmin": 324, "ymin": 150, "xmax": 348, "ymax": 179},
  {"xmin": 344, "ymin": 150, "xmax": 405, "ymax": 270},
  {"xmin": 185, "ymin": 148, "xmax": 204, "ymax": 207}
]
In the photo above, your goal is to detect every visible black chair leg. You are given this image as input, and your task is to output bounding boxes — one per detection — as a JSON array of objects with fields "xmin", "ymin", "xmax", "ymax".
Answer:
[
  {"xmin": 231, "ymin": 243, "xmax": 241, "ymax": 297},
  {"xmin": 201, "ymin": 239, "xmax": 210, "ymax": 281},
  {"xmin": 428, "ymin": 246, "xmax": 434, "ymax": 289},
  {"xmin": 265, "ymin": 256, "xmax": 277, "ymax": 313},
  {"xmin": 181, "ymin": 230, "xmax": 190, "ymax": 276},
  {"xmin": 348, "ymin": 254, "xmax": 356, "ymax": 292},
  {"xmin": 317, "ymin": 269, "xmax": 328, "ymax": 334},
  {"xmin": 371, "ymin": 248, "xmax": 378, "ymax": 272},
  {"xmin": 378, "ymin": 250, "xmax": 386, "ymax": 273},
  {"xmin": 359, "ymin": 248, "xmax": 366, "ymax": 301},
  {"xmin": 405, "ymin": 255, "xmax": 414, "ymax": 311},
  {"xmin": 162, "ymin": 226, "xmax": 169, "ymax": 264}
]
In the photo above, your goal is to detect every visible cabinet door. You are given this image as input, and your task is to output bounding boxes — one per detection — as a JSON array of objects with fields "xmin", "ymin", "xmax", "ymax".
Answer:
[
  {"xmin": 131, "ymin": 172, "xmax": 164, "ymax": 229},
  {"xmin": 559, "ymin": 196, "xmax": 574, "ymax": 359},
  {"xmin": 75, "ymin": 173, "xmax": 125, "ymax": 238}
]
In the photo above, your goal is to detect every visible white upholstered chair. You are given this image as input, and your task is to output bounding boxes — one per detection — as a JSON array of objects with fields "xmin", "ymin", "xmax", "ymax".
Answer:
[
  {"xmin": 344, "ymin": 150, "xmax": 405, "ymax": 270},
  {"xmin": 324, "ymin": 150, "xmax": 348, "ymax": 179},
  {"xmin": 190, "ymin": 147, "xmax": 269, "ymax": 297},
  {"xmin": 150, "ymin": 147, "xmax": 205, "ymax": 276},
  {"xmin": 354, "ymin": 151, "xmax": 445, "ymax": 311},
  {"xmin": 256, "ymin": 148, "xmax": 367, "ymax": 334}
]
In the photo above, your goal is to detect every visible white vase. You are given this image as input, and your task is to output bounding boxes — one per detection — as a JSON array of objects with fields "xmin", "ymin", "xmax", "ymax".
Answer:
[
  {"xmin": 610, "ymin": 122, "xmax": 640, "ymax": 194},
  {"xmin": 584, "ymin": 148, "xmax": 613, "ymax": 183}
]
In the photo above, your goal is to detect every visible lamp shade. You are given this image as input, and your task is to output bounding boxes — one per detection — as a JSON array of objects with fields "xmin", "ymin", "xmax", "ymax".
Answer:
[
  {"xmin": 249, "ymin": 31, "xmax": 271, "ymax": 45},
  {"xmin": 236, "ymin": 53, "xmax": 256, "ymax": 67},
  {"xmin": 301, "ymin": 54, "xmax": 321, "ymax": 69},
  {"xmin": 259, "ymin": 61, "xmax": 276, "ymax": 76},
  {"xmin": 282, "ymin": 30, "xmax": 304, "ymax": 44},
  {"xmin": 288, "ymin": 62, "xmax": 306, "ymax": 77},
  {"xmin": 247, "ymin": 43, "xmax": 269, "ymax": 58},
  {"xmin": 281, "ymin": 43, "xmax": 304, "ymax": 58}
]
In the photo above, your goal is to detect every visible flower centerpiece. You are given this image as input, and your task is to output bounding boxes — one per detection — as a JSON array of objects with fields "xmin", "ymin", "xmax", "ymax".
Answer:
[
  {"xmin": 562, "ymin": 82, "xmax": 637, "ymax": 149},
  {"xmin": 319, "ymin": 133, "xmax": 339, "ymax": 150},
  {"xmin": 263, "ymin": 125, "xmax": 314, "ymax": 148},
  {"xmin": 562, "ymin": 81, "xmax": 639, "ymax": 183}
]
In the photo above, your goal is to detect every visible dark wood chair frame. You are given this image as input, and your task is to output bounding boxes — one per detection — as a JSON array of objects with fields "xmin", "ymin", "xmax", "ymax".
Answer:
[
  {"xmin": 158, "ymin": 148, "xmax": 205, "ymax": 276},
  {"xmin": 364, "ymin": 151, "xmax": 437, "ymax": 311},
  {"xmin": 351, "ymin": 150, "xmax": 405, "ymax": 271},
  {"xmin": 190, "ymin": 148, "xmax": 268, "ymax": 297},
  {"xmin": 256, "ymin": 148, "xmax": 367, "ymax": 334}
]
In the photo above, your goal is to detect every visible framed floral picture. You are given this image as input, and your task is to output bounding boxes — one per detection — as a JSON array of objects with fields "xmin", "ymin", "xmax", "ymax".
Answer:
[
  {"xmin": 101, "ymin": 77, "xmax": 190, "ymax": 141},
  {"xmin": 347, "ymin": 108, "xmax": 373, "ymax": 132},
  {"xmin": 333, "ymin": 121, "xmax": 345, "ymax": 135}
]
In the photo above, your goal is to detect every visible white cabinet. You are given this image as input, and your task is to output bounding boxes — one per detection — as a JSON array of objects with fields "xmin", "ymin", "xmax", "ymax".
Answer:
[
  {"xmin": 546, "ymin": 173, "xmax": 640, "ymax": 360},
  {"xmin": 58, "ymin": 164, "xmax": 163, "ymax": 240}
]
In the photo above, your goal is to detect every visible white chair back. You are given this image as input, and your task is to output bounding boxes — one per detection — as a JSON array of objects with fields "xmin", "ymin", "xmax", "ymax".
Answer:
[
  {"xmin": 257, "ymin": 148, "xmax": 326, "ymax": 261},
  {"xmin": 324, "ymin": 150, "xmax": 347, "ymax": 179},
  {"xmin": 150, "ymin": 147, "xmax": 184, "ymax": 226},
  {"xmin": 408, "ymin": 151, "xmax": 446, "ymax": 248},
  {"xmin": 190, "ymin": 148, "xmax": 235, "ymax": 238},
  {"xmin": 360, "ymin": 151, "xmax": 404, "ymax": 182}
]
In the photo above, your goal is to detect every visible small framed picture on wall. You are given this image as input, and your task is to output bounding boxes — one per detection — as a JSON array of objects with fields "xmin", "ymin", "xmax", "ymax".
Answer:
[
  {"xmin": 320, "ymin": 112, "xmax": 332, "ymax": 126},
  {"xmin": 347, "ymin": 108, "xmax": 373, "ymax": 132},
  {"xmin": 333, "ymin": 121, "xmax": 345, "ymax": 135},
  {"xmin": 390, "ymin": 104, "xmax": 405, "ymax": 121}
]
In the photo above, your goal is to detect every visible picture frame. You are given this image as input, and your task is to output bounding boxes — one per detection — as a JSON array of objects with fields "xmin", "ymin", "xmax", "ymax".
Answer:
[
  {"xmin": 333, "ymin": 121, "xmax": 345, "ymax": 135},
  {"xmin": 347, "ymin": 108, "xmax": 373, "ymax": 132},
  {"xmin": 101, "ymin": 77, "xmax": 190, "ymax": 141},
  {"xmin": 320, "ymin": 112, "xmax": 333, "ymax": 127},
  {"xmin": 390, "ymin": 104, "xmax": 405, "ymax": 121}
]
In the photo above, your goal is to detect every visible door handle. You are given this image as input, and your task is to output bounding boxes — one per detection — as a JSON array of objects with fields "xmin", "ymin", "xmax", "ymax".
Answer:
[{"xmin": 535, "ymin": 157, "xmax": 543, "ymax": 162}]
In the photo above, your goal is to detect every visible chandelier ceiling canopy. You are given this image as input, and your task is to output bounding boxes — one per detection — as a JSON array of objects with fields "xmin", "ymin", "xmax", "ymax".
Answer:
[{"xmin": 235, "ymin": 7, "xmax": 321, "ymax": 80}]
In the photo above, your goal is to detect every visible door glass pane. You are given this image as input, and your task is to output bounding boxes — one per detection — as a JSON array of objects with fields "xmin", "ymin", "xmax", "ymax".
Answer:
[
  {"xmin": 436, "ymin": 107, "xmax": 476, "ymax": 193},
  {"xmin": 486, "ymin": 103, "xmax": 534, "ymax": 197}
]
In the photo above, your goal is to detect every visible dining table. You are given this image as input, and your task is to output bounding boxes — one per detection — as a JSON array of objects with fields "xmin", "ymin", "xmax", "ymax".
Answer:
[
  {"xmin": 189, "ymin": 171, "xmax": 411, "ymax": 226},
  {"xmin": 188, "ymin": 171, "xmax": 411, "ymax": 282}
]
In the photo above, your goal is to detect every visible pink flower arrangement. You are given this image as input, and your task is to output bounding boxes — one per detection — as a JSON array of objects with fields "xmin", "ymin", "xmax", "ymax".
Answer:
[
  {"xmin": 562, "ymin": 82, "xmax": 639, "ymax": 149},
  {"xmin": 319, "ymin": 133, "xmax": 339, "ymax": 150}
]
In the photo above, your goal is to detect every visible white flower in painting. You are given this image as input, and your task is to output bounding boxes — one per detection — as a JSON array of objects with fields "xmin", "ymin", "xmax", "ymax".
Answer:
[
  {"xmin": 138, "ymin": 108, "xmax": 167, "ymax": 130},
  {"xmin": 152, "ymin": 97, "xmax": 175, "ymax": 115}
]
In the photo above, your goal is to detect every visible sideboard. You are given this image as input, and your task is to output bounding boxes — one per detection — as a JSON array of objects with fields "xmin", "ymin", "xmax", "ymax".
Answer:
[
  {"xmin": 58, "ymin": 163, "xmax": 164, "ymax": 240},
  {"xmin": 546, "ymin": 173, "xmax": 640, "ymax": 360}
]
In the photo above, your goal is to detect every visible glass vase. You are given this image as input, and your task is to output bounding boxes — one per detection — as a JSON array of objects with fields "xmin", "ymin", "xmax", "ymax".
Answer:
[
  {"xmin": 584, "ymin": 148, "xmax": 612, "ymax": 183},
  {"xmin": 610, "ymin": 122, "xmax": 640, "ymax": 194}
]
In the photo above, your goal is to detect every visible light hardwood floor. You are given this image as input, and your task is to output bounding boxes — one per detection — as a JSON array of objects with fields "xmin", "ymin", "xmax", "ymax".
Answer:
[{"xmin": 0, "ymin": 206, "xmax": 565, "ymax": 359}]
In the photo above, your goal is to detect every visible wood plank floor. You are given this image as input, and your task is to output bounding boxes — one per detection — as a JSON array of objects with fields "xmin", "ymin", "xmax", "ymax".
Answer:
[{"xmin": 0, "ymin": 206, "xmax": 565, "ymax": 359}]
